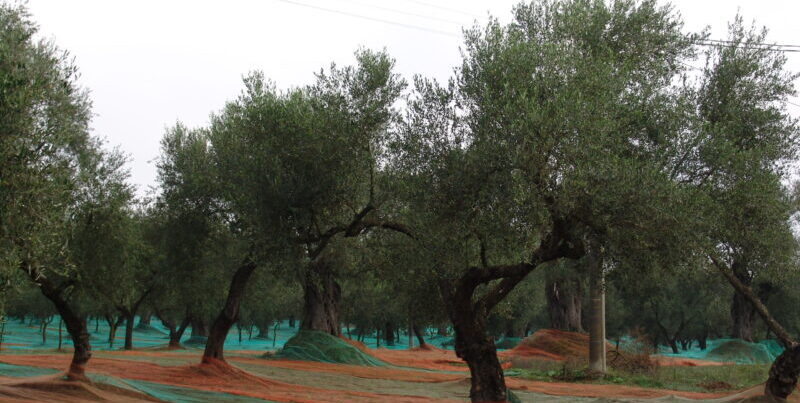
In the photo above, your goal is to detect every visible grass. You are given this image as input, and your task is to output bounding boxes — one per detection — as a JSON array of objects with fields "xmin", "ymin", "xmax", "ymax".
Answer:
[{"xmin": 504, "ymin": 359, "xmax": 769, "ymax": 393}]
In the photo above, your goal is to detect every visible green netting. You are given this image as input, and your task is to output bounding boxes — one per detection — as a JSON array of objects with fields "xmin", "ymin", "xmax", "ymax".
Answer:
[
  {"xmin": 507, "ymin": 388, "xmax": 523, "ymax": 403},
  {"xmin": 90, "ymin": 374, "xmax": 264, "ymax": 403},
  {"xmin": 271, "ymin": 330, "xmax": 387, "ymax": 366},
  {"xmin": 704, "ymin": 339, "xmax": 775, "ymax": 364},
  {"xmin": 88, "ymin": 373, "xmax": 271, "ymax": 402},
  {"xmin": 759, "ymin": 339, "xmax": 785, "ymax": 359},
  {"xmin": 0, "ymin": 362, "xmax": 60, "ymax": 378}
]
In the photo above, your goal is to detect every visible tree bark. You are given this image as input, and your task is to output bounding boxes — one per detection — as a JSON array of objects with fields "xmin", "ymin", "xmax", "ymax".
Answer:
[
  {"xmin": 730, "ymin": 261, "xmax": 756, "ymax": 341},
  {"xmin": 57, "ymin": 319, "xmax": 63, "ymax": 351},
  {"xmin": 123, "ymin": 313, "xmax": 135, "ymax": 350},
  {"xmin": 587, "ymin": 251, "xmax": 606, "ymax": 374},
  {"xmin": 35, "ymin": 275, "xmax": 91, "ymax": 380},
  {"xmin": 191, "ymin": 317, "xmax": 208, "ymax": 337},
  {"xmin": 546, "ymin": 277, "xmax": 584, "ymax": 332},
  {"xmin": 300, "ymin": 258, "xmax": 341, "ymax": 336},
  {"xmin": 203, "ymin": 260, "xmax": 257, "ymax": 363},
  {"xmin": 412, "ymin": 323, "xmax": 427, "ymax": 348},
  {"xmin": 443, "ymin": 280, "xmax": 507, "ymax": 403},
  {"xmin": 384, "ymin": 322, "xmax": 396, "ymax": 345},
  {"xmin": 288, "ymin": 315, "xmax": 295, "ymax": 328}
]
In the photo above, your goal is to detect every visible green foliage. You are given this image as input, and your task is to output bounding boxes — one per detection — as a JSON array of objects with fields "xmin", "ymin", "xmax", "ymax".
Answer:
[{"xmin": 0, "ymin": 2, "xmax": 93, "ymax": 282}]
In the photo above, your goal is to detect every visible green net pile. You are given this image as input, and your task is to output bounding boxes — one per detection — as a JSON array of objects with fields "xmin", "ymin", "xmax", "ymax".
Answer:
[
  {"xmin": 704, "ymin": 339, "xmax": 775, "ymax": 364},
  {"xmin": 271, "ymin": 330, "xmax": 386, "ymax": 366}
]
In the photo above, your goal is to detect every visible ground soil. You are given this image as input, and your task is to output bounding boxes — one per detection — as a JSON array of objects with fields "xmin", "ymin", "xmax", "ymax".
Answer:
[{"xmin": 0, "ymin": 341, "xmax": 794, "ymax": 402}]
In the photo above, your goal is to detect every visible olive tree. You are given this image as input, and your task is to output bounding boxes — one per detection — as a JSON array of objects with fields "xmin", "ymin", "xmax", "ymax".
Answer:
[{"xmin": 391, "ymin": 0, "xmax": 699, "ymax": 400}]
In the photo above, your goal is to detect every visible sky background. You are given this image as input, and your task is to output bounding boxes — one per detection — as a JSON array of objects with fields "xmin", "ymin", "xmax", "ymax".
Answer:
[{"xmin": 26, "ymin": 0, "xmax": 800, "ymax": 196}]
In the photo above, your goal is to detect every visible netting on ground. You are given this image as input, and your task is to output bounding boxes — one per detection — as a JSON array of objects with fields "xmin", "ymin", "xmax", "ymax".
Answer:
[
  {"xmin": 0, "ymin": 362, "xmax": 59, "ymax": 377},
  {"xmin": 657, "ymin": 338, "xmax": 783, "ymax": 364},
  {"xmin": 91, "ymin": 373, "xmax": 271, "ymax": 402},
  {"xmin": 271, "ymin": 330, "xmax": 387, "ymax": 366},
  {"xmin": 704, "ymin": 340, "xmax": 775, "ymax": 364}
]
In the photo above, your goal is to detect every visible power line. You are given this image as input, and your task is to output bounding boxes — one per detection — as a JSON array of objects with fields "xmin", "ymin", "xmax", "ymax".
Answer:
[
  {"xmin": 399, "ymin": 0, "xmax": 482, "ymax": 19},
  {"xmin": 695, "ymin": 40, "xmax": 800, "ymax": 53},
  {"xmin": 333, "ymin": 0, "xmax": 465, "ymax": 26},
  {"xmin": 274, "ymin": 0, "xmax": 459, "ymax": 37},
  {"xmin": 700, "ymin": 38, "xmax": 800, "ymax": 50}
]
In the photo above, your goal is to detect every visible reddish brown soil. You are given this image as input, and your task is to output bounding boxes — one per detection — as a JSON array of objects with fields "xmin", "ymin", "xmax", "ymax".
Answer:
[
  {"xmin": 655, "ymin": 356, "xmax": 729, "ymax": 367},
  {"xmin": 0, "ymin": 343, "xmax": 790, "ymax": 402},
  {"xmin": 0, "ymin": 354, "xmax": 454, "ymax": 402}
]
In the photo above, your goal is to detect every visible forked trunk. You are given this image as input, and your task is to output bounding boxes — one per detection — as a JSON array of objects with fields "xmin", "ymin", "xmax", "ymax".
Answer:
[
  {"xmin": 300, "ymin": 258, "xmax": 341, "ymax": 336},
  {"xmin": 203, "ymin": 260, "xmax": 257, "ymax": 362},
  {"xmin": 169, "ymin": 318, "xmax": 190, "ymax": 348}
]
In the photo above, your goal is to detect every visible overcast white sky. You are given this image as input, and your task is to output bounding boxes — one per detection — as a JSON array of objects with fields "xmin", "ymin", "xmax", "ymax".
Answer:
[{"xmin": 26, "ymin": 0, "xmax": 800, "ymax": 196}]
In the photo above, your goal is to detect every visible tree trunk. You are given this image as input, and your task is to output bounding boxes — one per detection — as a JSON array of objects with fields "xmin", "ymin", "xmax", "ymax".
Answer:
[
  {"xmin": 668, "ymin": 339, "xmax": 679, "ymax": 354},
  {"xmin": 35, "ymin": 276, "xmax": 92, "ymax": 380},
  {"xmin": 41, "ymin": 320, "xmax": 48, "ymax": 344},
  {"xmin": 588, "ymin": 252, "xmax": 606, "ymax": 374},
  {"xmin": 171, "ymin": 318, "xmax": 190, "ymax": 348},
  {"xmin": 384, "ymin": 322, "xmax": 395, "ymax": 345},
  {"xmin": 203, "ymin": 260, "xmax": 257, "ymax": 363},
  {"xmin": 449, "ymin": 303, "xmax": 506, "ymax": 402},
  {"xmin": 138, "ymin": 312, "xmax": 151, "ymax": 327},
  {"xmin": 731, "ymin": 290, "xmax": 757, "ymax": 341},
  {"xmin": 300, "ymin": 258, "xmax": 341, "ymax": 336},
  {"xmin": 57, "ymin": 319, "xmax": 63, "ymax": 351},
  {"xmin": 288, "ymin": 315, "xmax": 295, "ymax": 328},
  {"xmin": 412, "ymin": 323, "xmax": 427, "ymax": 348},
  {"xmin": 191, "ymin": 317, "xmax": 208, "ymax": 337},
  {"xmin": 124, "ymin": 313, "xmax": 135, "ymax": 350},
  {"xmin": 106, "ymin": 316, "xmax": 123, "ymax": 348},
  {"xmin": 730, "ymin": 261, "xmax": 756, "ymax": 341},
  {"xmin": 698, "ymin": 335, "xmax": 708, "ymax": 351},
  {"xmin": 437, "ymin": 325, "xmax": 448, "ymax": 337},
  {"xmin": 546, "ymin": 277, "xmax": 584, "ymax": 332},
  {"xmin": 766, "ymin": 344, "xmax": 800, "ymax": 399}
]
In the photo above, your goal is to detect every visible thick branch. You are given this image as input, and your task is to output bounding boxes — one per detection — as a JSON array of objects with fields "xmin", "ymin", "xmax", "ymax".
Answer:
[{"xmin": 710, "ymin": 255, "xmax": 795, "ymax": 347}]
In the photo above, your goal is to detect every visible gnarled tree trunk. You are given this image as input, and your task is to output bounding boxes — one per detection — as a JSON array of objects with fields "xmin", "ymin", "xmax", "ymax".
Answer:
[
  {"xmin": 546, "ymin": 277, "xmax": 584, "ymax": 332},
  {"xmin": 35, "ymin": 276, "xmax": 91, "ymax": 380},
  {"xmin": 203, "ymin": 260, "xmax": 257, "ymax": 362},
  {"xmin": 443, "ymin": 280, "xmax": 507, "ymax": 403},
  {"xmin": 300, "ymin": 258, "xmax": 341, "ymax": 336},
  {"xmin": 730, "ymin": 261, "xmax": 756, "ymax": 341}
]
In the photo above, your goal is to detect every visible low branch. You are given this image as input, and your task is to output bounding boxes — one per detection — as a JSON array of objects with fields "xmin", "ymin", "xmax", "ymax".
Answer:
[{"xmin": 709, "ymin": 254, "xmax": 795, "ymax": 347}]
